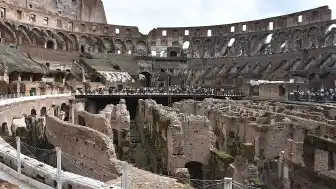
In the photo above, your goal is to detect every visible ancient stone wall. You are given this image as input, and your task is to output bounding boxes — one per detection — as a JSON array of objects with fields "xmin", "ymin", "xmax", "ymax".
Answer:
[
  {"xmin": 172, "ymin": 98, "xmax": 336, "ymax": 187},
  {"xmin": 45, "ymin": 115, "xmax": 122, "ymax": 182},
  {"xmin": 0, "ymin": 97, "xmax": 70, "ymax": 135},
  {"xmin": 137, "ymin": 99, "xmax": 215, "ymax": 178},
  {"xmin": 75, "ymin": 110, "xmax": 112, "ymax": 135}
]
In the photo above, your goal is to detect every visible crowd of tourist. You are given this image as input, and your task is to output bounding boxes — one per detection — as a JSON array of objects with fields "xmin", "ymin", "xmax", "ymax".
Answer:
[
  {"xmin": 288, "ymin": 88, "xmax": 336, "ymax": 103},
  {"xmin": 77, "ymin": 86, "xmax": 244, "ymax": 96}
]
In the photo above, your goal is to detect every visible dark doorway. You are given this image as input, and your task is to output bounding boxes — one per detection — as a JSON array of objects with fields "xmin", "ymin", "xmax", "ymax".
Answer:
[
  {"xmin": 80, "ymin": 45, "xmax": 85, "ymax": 53},
  {"xmin": 185, "ymin": 161, "xmax": 203, "ymax": 179},
  {"xmin": 31, "ymin": 109, "xmax": 37, "ymax": 116},
  {"xmin": 1, "ymin": 123, "xmax": 7, "ymax": 133},
  {"xmin": 46, "ymin": 41, "xmax": 54, "ymax": 49},
  {"xmin": 140, "ymin": 72, "xmax": 151, "ymax": 87},
  {"xmin": 278, "ymin": 85, "xmax": 285, "ymax": 96},
  {"xmin": 169, "ymin": 51, "xmax": 178, "ymax": 57},
  {"xmin": 185, "ymin": 161, "xmax": 204, "ymax": 188},
  {"xmin": 77, "ymin": 115, "xmax": 86, "ymax": 126}
]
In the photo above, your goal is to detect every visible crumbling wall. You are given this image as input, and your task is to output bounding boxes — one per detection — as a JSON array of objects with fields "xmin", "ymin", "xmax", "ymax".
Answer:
[
  {"xmin": 179, "ymin": 114, "xmax": 215, "ymax": 165},
  {"xmin": 137, "ymin": 99, "xmax": 215, "ymax": 178},
  {"xmin": 45, "ymin": 115, "xmax": 122, "ymax": 181},
  {"xmin": 75, "ymin": 110, "xmax": 112, "ymax": 135}
]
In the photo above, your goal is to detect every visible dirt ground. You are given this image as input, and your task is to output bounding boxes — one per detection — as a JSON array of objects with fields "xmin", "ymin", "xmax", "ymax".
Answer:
[{"xmin": 0, "ymin": 180, "xmax": 19, "ymax": 189}]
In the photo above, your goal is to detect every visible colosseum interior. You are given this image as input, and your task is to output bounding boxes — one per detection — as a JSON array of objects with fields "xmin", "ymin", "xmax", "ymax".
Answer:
[{"xmin": 0, "ymin": 0, "xmax": 334, "ymax": 189}]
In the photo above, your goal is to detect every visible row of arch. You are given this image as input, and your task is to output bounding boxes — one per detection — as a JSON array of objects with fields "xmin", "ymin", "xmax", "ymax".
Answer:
[
  {"xmin": 1, "ymin": 103, "xmax": 70, "ymax": 136},
  {"xmin": 188, "ymin": 24, "xmax": 336, "ymax": 58},
  {"xmin": 0, "ymin": 22, "xmax": 150, "ymax": 55}
]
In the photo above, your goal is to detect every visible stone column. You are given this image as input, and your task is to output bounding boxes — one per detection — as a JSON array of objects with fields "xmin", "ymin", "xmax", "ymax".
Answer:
[{"xmin": 69, "ymin": 100, "xmax": 75, "ymax": 124}]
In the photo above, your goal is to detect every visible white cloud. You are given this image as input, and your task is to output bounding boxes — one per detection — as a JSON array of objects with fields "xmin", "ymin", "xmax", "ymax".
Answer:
[{"xmin": 102, "ymin": 0, "xmax": 336, "ymax": 34}]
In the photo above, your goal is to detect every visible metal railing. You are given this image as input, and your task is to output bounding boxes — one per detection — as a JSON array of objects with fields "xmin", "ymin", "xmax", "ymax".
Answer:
[{"xmin": 75, "ymin": 90, "xmax": 247, "ymax": 97}]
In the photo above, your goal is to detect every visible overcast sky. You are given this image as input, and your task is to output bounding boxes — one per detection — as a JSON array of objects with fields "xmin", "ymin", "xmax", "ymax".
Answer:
[{"xmin": 102, "ymin": 0, "xmax": 336, "ymax": 34}]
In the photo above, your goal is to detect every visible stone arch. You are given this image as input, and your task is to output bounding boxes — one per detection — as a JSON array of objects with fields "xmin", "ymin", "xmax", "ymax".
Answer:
[
  {"xmin": 45, "ymin": 30, "xmax": 53, "ymax": 37},
  {"xmin": 29, "ymin": 28, "xmax": 42, "ymax": 45},
  {"xmin": 1, "ymin": 122, "xmax": 7, "ymax": 133},
  {"xmin": 291, "ymin": 29, "xmax": 303, "ymax": 50},
  {"xmin": 0, "ymin": 21, "xmax": 17, "ymax": 44},
  {"xmin": 56, "ymin": 32, "xmax": 67, "ymax": 50},
  {"xmin": 31, "ymin": 109, "xmax": 37, "ymax": 116},
  {"xmin": 325, "ymin": 24, "xmax": 336, "ymax": 34},
  {"xmin": 114, "ymin": 39, "xmax": 125, "ymax": 54},
  {"xmin": 249, "ymin": 34, "xmax": 261, "ymax": 50},
  {"xmin": 139, "ymin": 71, "xmax": 151, "ymax": 87},
  {"xmin": 238, "ymin": 36, "xmax": 248, "ymax": 56},
  {"xmin": 17, "ymin": 25, "xmax": 31, "ymax": 44},
  {"xmin": 60, "ymin": 103, "xmax": 69, "ymax": 121},
  {"xmin": 79, "ymin": 35, "xmax": 90, "ymax": 53},
  {"xmin": 125, "ymin": 40, "xmax": 134, "ymax": 52},
  {"xmin": 40, "ymin": 107, "xmax": 47, "ymax": 117},
  {"xmin": 203, "ymin": 39, "xmax": 213, "ymax": 58},
  {"xmin": 291, "ymin": 29, "xmax": 303, "ymax": 39},
  {"xmin": 307, "ymin": 26, "xmax": 319, "ymax": 48},
  {"xmin": 102, "ymin": 37, "xmax": 113, "ymax": 52},
  {"xmin": 91, "ymin": 36, "xmax": 101, "ymax": 52},
  {"xmin": 185, "ymin": 161, "xmax": 203, "ymax": 180},
  {"xmin": 191, "ymin": 40, "xmax": 201, "ymax": 58},
  {"xmin": 324, "ymin": 24, "xmax": 336, "ymax": 47},
  {"xmin": 68, "ymin": 34, "xmax": 78, "ymax": 52},
  {"xmin": 135, "ymin": 41, "xmax": 147, "ymax": 55},
  {"xmin": 46, "ymin": 40, "xmax": 55, "ymax": 49}
]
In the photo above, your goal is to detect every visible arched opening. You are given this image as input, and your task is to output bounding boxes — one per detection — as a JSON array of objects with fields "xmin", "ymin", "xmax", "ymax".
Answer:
[
  {"xmin": 40, "ymin": 107, "xmax": 47, "ymax": 117},
  {"xmin": 140, "ymin": 72, "xmax": 151, "ymax": 87},
  {"xmin": 80, "ymin": 45, "xmax": 85, "ymax": 53},
  {"xmin": 169, "ymin": 51, "xmax": 178, "ymax": 57},
  {"xmin": 278, "ymin": 85, "xmax": 286, "ymax": 96},
  {"xmin": 46, "ymin": 40, "xmax": 54, "ymax": 49},
  {"xmin": 31, "ymin": 109, "xmax": 37, "ymax": 116},
  {"xmin": 182, "ymin": 41, "xmax": 190, "ymax": 49},
  {"xmin": 78, "ymin": 115, "xmax": 86, "ymax": 126},
  {"xmin": 185, "ymin": 161, "xmax": 203, "ymax": 187},
  {"xmin": 46, "ymin": 63, "xmax": 50, "ymax": 68},
  {"xmin": 1, "ymin": 122, "xmax": 7, "ymax": 133},
  {"xmin": 61, "ymin": 103, "xmax": 69, "ymax": 121}
]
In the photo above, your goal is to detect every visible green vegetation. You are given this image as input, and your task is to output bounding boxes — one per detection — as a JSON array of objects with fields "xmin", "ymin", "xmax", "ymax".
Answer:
[
  {"xmin": 214, "ymin": 151, "xmax": 234, "ymax": 164},
  {"xmin": 248, "ymin": 177, "xmax": 264, "ymax": 186}
]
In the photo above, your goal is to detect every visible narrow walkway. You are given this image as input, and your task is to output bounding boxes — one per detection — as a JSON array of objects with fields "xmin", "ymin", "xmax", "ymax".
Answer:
[
  {"xmin": 0, "ymin": 169, "xmax": 36, "ymax": 189},
  {"xmin": 129, "ymin": 121, "xmax": 150, "ymax": 170}
]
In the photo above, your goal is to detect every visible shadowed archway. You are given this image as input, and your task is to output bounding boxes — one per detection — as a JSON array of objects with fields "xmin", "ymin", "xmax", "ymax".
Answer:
[{"xmin": 140, "ymin": 72, "xmax": 151, "ymax": 87}]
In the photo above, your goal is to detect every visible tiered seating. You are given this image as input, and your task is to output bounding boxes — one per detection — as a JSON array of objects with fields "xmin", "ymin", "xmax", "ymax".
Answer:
[
  {"xmin": 84, "ymin": 53, "xmax": 138, "ymax": 75},
  {"xmin": 0, "ymin": 44, "xmax": 45, "ymax": 73},
  {"xmin": 19, "ymin": 45, "xmax": 79, "ymax": 65}
]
